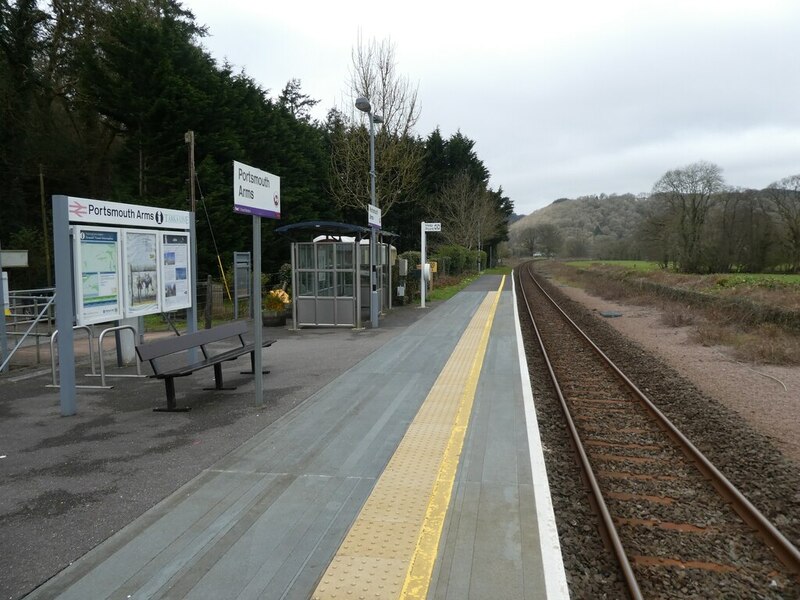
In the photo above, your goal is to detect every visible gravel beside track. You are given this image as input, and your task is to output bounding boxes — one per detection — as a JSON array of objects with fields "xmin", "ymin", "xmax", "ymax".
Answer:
[{"xmin": 516, "ymin": 265, "xmax": 800, "ymax": 599}]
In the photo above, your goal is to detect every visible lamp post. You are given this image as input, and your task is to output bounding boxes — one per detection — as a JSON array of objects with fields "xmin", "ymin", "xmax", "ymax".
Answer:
[{"xmin": 355, "ymin": 96, "xmax": 383, "ymax": 329}]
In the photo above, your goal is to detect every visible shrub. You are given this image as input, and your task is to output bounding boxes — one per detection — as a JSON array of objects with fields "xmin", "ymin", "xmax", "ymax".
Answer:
[
  {"xmin": 433, "ymin": 245, "xmax": 470, "ymax": 275},
  {"xmin": 660, "ymin": 304, "xmax": 695, "ymax": 327}
]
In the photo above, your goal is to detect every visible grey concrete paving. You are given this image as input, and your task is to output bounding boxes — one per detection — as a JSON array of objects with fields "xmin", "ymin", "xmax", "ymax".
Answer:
[
  {"xmin": 430, "ymin": 285, "xmax": 548, "ymax": 599},
  {"xmin": 0, "ymin": 303, "xmax": 431, "ymax": 600},
  {"xmin": 2, "ymin": 275, "xmax": 563, "ymax": 600}
]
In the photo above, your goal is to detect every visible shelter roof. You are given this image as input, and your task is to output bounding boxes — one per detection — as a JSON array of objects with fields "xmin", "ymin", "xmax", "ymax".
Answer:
[
  {"xmin": 273, "ymin": 221, "xmax": 370, "ymax": 241},
  {"xmin": 274, "ymin": 221, "xmax": 398, "ymax": 242}
]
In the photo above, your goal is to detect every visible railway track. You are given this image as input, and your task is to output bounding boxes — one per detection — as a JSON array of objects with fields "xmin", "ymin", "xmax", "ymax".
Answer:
[{"xmin": 515, "ymin": 262, "xmax": 800, "ymax": 599}]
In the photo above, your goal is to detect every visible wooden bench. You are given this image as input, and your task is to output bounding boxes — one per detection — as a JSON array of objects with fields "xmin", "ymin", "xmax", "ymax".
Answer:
[{"xmin": 135, "ymin": 320, "xmax": 276, "ymax": 412}]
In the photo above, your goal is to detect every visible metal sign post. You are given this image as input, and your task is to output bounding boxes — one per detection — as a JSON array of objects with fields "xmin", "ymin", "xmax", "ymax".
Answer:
[
  {"xmin": 52, "ymin": 195, "xmax": 77, "ymax": 414},
  {"xmin": 420, "ymin": 221, "xmax": 441, "ymax": 308},
  {"xmin": 253, "ymin": 216, "xmax": 262, "ymax": 404},
  {"xmin": 368, "ymin": 204, "xmax": 381, "ymax": 328},
  {"xmin": 233, "ymin": 161, "xmax": 280, "ymax": 406}
]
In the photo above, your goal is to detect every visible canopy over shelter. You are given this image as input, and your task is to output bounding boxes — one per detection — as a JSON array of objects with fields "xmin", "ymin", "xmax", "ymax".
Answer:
[
  {"xmin": 274, "ymin": 221, "xmax": 399, "ymax": 242},
  {"xmin": 274, "ymin": 221, "xmax": 370, "ymax": 242}
]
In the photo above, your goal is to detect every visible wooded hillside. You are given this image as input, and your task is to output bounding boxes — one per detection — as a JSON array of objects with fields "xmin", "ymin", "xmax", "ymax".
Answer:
[{"xmin": 510, "ymin": 165, "xmax": 800, "ymax": 275}]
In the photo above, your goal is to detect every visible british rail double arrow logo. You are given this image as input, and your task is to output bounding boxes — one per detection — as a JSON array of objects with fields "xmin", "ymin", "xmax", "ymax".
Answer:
[{"xmin": 68, "ymin": 200, "xmax": 88, "ymax": 218}]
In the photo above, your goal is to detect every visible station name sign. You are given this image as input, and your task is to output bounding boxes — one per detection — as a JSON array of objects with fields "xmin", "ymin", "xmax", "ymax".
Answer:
[
  {"xmin": 67, "ymin": 196, "xmax": 190, "ymax": 230},
  {"xmin": 233, "ymin": 160, "xmax": 281, "ymax": 220}
]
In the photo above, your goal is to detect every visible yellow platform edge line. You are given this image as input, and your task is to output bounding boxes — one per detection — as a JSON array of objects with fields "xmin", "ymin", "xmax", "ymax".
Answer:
[
  {"xmin": 400, "ymin": 276, "xmax": 505, "ymax": 600},
  {"xmin": 310, "ymin": 277, "xmax": 505, "ymax": 600}
]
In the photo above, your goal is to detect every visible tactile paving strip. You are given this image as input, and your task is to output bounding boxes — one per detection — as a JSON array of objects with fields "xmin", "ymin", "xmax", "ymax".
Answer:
[{"xmin": 312, "ymin": 279, "xmax": 504, "ymax": 600}]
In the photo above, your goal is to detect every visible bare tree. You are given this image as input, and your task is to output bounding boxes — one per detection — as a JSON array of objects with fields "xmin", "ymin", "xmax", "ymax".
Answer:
[
  {"xmin": 652, "ymin": 161, "xmax": 725, "ymax": 272},
  {"xmin": 636, "ymin": 197, "xmax": 677, "ymax": 268},
  {"xmin": 349, "ymin": 35, "xmax": 420, "ymax": 138},
  {"xmin": 534, "ymin": 223, "xmax": 563, "ymax": 257},
  {"xmin": 431, "ymin": 172, "xmax": 505, "ymax": 250},
  {"xmin": 764, "ymin": 174, "xmax": 800, "ymax": 271},
  {"xmin": 330, "ymin": 35, "xmax": 422, "ymax": 216},
  {"xmin": 518, "ymin": 225, "xmax": 538, "ymax": 256}
]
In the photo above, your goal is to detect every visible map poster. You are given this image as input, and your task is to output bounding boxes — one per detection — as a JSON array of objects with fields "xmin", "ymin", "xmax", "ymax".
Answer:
[
  {"xmin": 75, "ymin": 227, "xmax": 122, "ymax": 325},
  {"xmin": 124, "ymin": 230, "xmax": 160, "ymax": 317},
  {"xmin": 161, "ymin": 233, "xmax": 191, "ymax": 311}
]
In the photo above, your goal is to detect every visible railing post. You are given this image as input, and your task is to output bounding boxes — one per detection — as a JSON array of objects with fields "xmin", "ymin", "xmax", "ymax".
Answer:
[{"xmin": 205, "ymin": 275, "xmax": 213, "ymax": 329}]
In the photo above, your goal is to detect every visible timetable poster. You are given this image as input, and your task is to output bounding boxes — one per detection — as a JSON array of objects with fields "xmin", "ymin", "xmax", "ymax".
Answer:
[
  {"xmin": 124, "ymin": 230, "xmax": 160, "ymax": 317},
  {"xmin": 161, "ymin": 233, "xmax": 191, "ymax": 311},
  {"xmin": 76, "ymin": 227, "xmax": 122, "ymax": 325}
]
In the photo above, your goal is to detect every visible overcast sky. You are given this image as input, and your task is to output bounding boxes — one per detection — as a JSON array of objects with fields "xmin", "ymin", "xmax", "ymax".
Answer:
[{"xmin": 185, "ymin": 0, "xmax": 800, "ymax": 215}]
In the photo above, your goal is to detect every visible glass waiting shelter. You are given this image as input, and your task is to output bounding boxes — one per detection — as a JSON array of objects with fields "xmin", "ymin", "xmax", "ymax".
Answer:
[{"xmin": 274, "ymin": 221, "xmax": 396, "ymax": 328}]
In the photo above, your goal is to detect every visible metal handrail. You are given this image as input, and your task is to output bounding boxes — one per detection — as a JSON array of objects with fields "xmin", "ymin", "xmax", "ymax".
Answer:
[
  {"xmin": 96, "ymin": 325, "xmax": 143, "ymax": 387},
  {"xmin": 0, "ymin": 293, "xmax": 57, "ymax": 372},
  {"xmin": 7, "ymin": 288, "xmax": 55, "ymax": 327},
  {"xmin": 49, "ymin": 326, "xmax": 96, "ymax": 387}
]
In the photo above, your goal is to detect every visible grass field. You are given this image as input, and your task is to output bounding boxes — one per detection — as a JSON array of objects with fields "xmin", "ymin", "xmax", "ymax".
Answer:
[
  {"xmin": 709, "ymin": 273, "xmax": 800, "ymax": 288},
  {"xmin": 541, "ymin": 260, "xmax": 800, "ymax": 364},
  {"xmin": 564, "ymin": 260, "xmax": 800, "ymax": 289},
  {"xmin": 565, "ymin": 260, "xmax": 663, "ymax": 272}
]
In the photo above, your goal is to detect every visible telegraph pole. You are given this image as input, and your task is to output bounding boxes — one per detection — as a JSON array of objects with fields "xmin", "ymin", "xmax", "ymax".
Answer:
[
  {"xmin": 185, "ymin": 131, "xmax": 196, "ymax": 212},
  {"xmin": 185, "ymin": 131, "xmax": 198, "ymax": 343},
  {"xmin": 39, "ymin": 165, "xmax": 52, "ymax": 286}
]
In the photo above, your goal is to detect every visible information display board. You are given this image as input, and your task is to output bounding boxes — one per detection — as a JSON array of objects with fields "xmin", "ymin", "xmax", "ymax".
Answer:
[
  {"xmin": 123, "ymin": 229, "xmax": 160, "ymax": 318},
  {"xmin": 73, "ymin": 226, "xmax": 123, "ymax": 325},
  {"xmin": 161, "ymin": 232, "xmax": 191, "ymax": 311},
  {"xmin": 69, "ymin": 200, "xmax": 192, "ymax": 325},
  {"xmin": 54, "ymin": 194, "xmax": 194, "ymax": 416}
]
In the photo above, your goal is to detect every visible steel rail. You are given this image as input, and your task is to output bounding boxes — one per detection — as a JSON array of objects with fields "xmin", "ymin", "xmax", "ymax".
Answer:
[
  {"xmin": 520, "ymin": 262, "xmax": 800, "ymax": 577},
  {"xmin": 516, "ymin": 267, "xmax": 645, "ymax": 600}
]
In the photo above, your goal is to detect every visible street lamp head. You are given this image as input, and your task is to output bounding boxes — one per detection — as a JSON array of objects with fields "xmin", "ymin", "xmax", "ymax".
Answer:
[{"xmin": 355, "ymin": 96, "xmax": 371, "ymax": 113}]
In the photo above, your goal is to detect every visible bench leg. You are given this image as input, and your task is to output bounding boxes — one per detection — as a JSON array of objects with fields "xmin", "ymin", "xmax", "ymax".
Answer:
[
  {"xmin": 240, "ymin": 350, "xmax": 270, "ymax": 375},
  {"xmin": 203, "ymin": 363, "xmax": 237, "ymax": 391},
  {"xmin": 153, "ymin": 377, "xmax": 191, "ymax": 412}
]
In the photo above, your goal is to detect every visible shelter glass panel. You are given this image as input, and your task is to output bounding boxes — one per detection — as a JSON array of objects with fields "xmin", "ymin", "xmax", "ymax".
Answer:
[
  {"xmin": 298, "ymin": 244, "xmax": 314, "ymax": 269},
  {"xmin": 336, "ymin": 245, "xmax": 353, "ymax": 270},
  {"xmin": 317, "ymin": 244, "xmax": 334, "ymax": 270},
  {"xmin": 317, "ymin": 271, "xmax": 334, "ymax": 297},
  {"xmin": 337, "ymin": 271, "xmax": 354, "ymax": 297},
  {"xmin": 299, "ymin": 271, "xmax": 315, "ymax": 297}
]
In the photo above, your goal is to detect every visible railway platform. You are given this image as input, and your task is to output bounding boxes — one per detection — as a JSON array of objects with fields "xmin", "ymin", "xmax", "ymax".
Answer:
[{"xmin": 19, "ymin": 274, "xmax": 568, "ymax": 599}]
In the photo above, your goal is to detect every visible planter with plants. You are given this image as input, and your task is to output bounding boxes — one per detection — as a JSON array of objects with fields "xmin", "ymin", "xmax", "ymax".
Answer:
[{"xmin": 262, "ymin": 289, "xmax": 290, "ymax": 326}]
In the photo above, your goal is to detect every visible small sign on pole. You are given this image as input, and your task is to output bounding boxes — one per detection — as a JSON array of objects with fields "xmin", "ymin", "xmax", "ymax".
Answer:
[
  {"xmin": 420, "ymin": 222, "xmax": 441, "ymax": 308},
  {"xmin": 368, "ymin": 204, "xmax": 381, "ymax": 228}
]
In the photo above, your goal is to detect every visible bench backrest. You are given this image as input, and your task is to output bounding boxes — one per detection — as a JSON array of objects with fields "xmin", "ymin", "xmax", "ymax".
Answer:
[{"xmin": 136, "ymin": 320, "xmax": 249, "ymax": 362}]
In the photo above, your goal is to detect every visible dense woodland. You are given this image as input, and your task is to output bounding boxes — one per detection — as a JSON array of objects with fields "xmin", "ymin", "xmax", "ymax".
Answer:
[
  {"xmin": 0, "ymin": 0, "xmax": 513, "ymax": 289},
  {"xmin": 511, "ymin": 162, "xmax": 800, "ymax": 274}
]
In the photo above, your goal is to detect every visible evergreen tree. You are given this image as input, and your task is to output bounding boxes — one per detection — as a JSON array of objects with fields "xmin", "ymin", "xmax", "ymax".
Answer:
[{"xmin": 0, "ymin": 0, "xmax": 48, "ymax": 240}]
